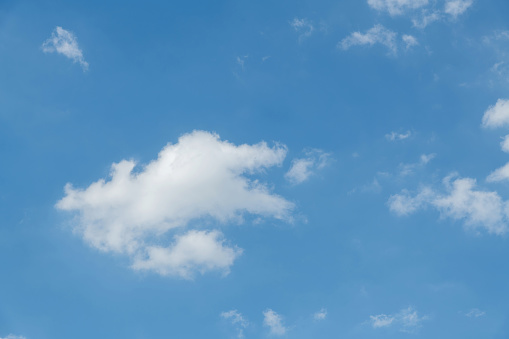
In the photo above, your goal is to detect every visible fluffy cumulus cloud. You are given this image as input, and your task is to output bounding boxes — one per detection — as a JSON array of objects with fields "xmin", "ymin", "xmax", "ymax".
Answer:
[
  {"xmin": 389, "ymin": 174, "xmax": 509, "ymax": 235},
  {"xmin": 340, "ymin": 25, "xmax": 398, "ymax": 54},
  {"xmin": 221, "ymin": 310, "xmax": 249, "ymax": 338},
  {"xmin": 285, "ymin": 149, "xmax": 330, "ymax": 185},
  {"xmin": 367, "ymin": 0, "xmax": 429, "ymax": 15},
  {"xmin": 263, "ymin": 309, "xmax": 287, "ymax": 336},
  {"xmin": 56, "ymin": 131, "xmax": 294, "ymax": 278},
  {"xmin": 482, "ymin": 99, "xmax": 509, "ymax": 128},
  {"xmin": 444, "ymin": 0, "xmax": 474, "ymax": 18},
  {"xmin": 42, "ymin": 26, "xmax": 88, "ymax": 71},
  {"xmin": 370, "ymin": 307, "xmax": 427, "ymax": 332},
  {"xmin": 290, "ymin": 18, "xmax": 314, "ymax": 42},
  {"xmin": 131, "ymin": 230, "xmax": 242, "ymax": 278}
]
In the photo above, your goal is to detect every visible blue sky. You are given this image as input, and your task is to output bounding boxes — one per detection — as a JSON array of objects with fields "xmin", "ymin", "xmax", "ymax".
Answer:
[{"xmin": 2, "ymin": 0, "xmax": 509, "ymax": 338}]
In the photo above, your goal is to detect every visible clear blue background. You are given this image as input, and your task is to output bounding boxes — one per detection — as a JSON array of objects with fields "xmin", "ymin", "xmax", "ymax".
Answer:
[{"xmin": 1, "ymin": 0, "xmax": 509, "ymax": 338}]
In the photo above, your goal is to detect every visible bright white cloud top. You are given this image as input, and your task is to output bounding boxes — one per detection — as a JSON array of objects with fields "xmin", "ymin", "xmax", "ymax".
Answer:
[
  {"xmin": 263, "ymin": 309, "xmax": 287, "ymax": 336},
  {"xmin": 42, "ymin": 26, "xmax": 88, "ymax": 71},
  {"xmin": 367, "ymin": 0, "xmax": 429, "ymax": 15},
  {"xmin": 56, "ymin": 131, "xmax": 294, "ymax": 278},
  {"xmin": 482, "ymin": 99, "xmax": 509, "ymax": 128},
  {"xmin": 340, "ymin": 25, "xmax": 398, "ymax": 54},
  {"xmin": 389, "ymin": 174, "xmax": 509, "ymax": 235}
]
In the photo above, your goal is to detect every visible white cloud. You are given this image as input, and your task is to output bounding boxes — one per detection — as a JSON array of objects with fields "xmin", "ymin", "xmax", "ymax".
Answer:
[
  {"xmin": 444, "ymin": 0, "xmax": 473, "ymax": 18},
  {"xmin": 56, "ymin": 130, "xmax": 294, "ymax": 278},
  {"xmin": 466, "ymin": 308, "xmax": 486, "ymax": 318},
  {"xmin": 314, "ymin": 308, "xmax": 327, "ymax": 320},
  {"xmin": 389, "ymin": 174, "xmax": 509, "ymax": 235},
  {"xmin": 42, "ymin": 26, "xmax": 88, "ymax": 71},
  {"xmin": 486, "ymin": 162, "xmax": 509, "ymax": 183},
  {"xmin": 290, "ymin": 18, "xmax": 314, "ymax": 42},
  {"xmin": 285, "ymin": 149, "xmax": 330, "ymax": 185},
  {"xmin": 132, "ymin": 230, "xmax": 242, "ymax": 278},
  {"xmin": 388, "ymin": 187, "xmax": 434, "ymax": 215},
  {"xmin": 370, "ymin": 307, "xmax": 427, "ymax": 332},
  {"xmin": 221, "ymin": 309, "xmax": 249, "ymax": 338},
  {"xmin": 402, "ymin": 35, "xmax": 419, "ymax": 49},
  {"xmin": 370, "ymin": 314, "xmax": 395, "ymax": 328},
  {"xmin": 386, "ymin": 131, "xmax": 412, "ymax": 141},
  {"xmin": 0, "ymin": 336, "xmax": 27, "ymax": 339},
  {"xmin": 399, "ymin": 153, "xmax": 435, "ymax": 176},
  {"xmin": 236, "ymin": 55, "xmax": 248, "ymax": 71},
  {"xmin": 412, "ymin": 10, "xmax": 441, "ymax": 28},
  {"xmin": 340, "ymin": 25, "xmax": 398, "ymax": 54},
  {"xmin": 482, "ymin": 99, "xmax": 509, "ymax": 128},
  {"xmin": 501, "ymin": 135, "xmax": 509, "ymax": 153},
  {"xmin": 367, "ymin": 0, "xmax": 428, "ymax": 15},
  {"xmin": 263, "ymin": 309, "xmax": 287, "ymax": 336}
]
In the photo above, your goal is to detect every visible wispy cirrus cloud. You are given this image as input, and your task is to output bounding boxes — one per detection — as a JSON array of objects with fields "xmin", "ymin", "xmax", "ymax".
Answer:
[
  {"xmin": 56, "ymin": 131, "xmax": 294, "ymax": 279},
  {"xmin": 465, "ymin": 308, "xmax": 486, "ymax": 318},
  {"xmin": 290, "ymin": 18, "xmax": 315, "ymax": 42},
  {"xmin": 386, "ymin": 130, "xmax": 412, "ymax": 141},
  {"xmin": 367, "ymin": 0, "xmax": 429, "ymax": 16},
  {"xmin": 340, "ymin": 25, "xmax": 398, "ymax": 53},
  {"xmin": 221, "ymin": 310, "xmax": 249, "ymax": 338},
  {"xmin": 368, "ymin": 0, "xmax": 473, "ymax": 29},
  {"xmin": 340, "ymin": 25, "xmax": 418, "ymax": 54},
  {"xmin": 42, "ymin": 26, "xmax": 88, "ymax": 71},
  {"xmin": 369, "ymin": 307, "xmax": 428, "ymax": 332}
]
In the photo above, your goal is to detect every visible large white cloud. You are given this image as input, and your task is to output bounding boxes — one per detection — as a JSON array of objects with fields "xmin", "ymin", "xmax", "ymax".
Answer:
[
  {"xmin": 56, "ymin": 131, "xmax": 294, "ymax": 278},
  {"xmin": 481, "ymin": 99, "xmax": 509, "ymax": 128},
  {"xmin": 389, "ymin": 174, "xmax": 509, "ymax": 235},
  {"xmin": 367, "ymin": 0, "xmax": 428, "ymax": 15},
  {"xmin": 42, "ymin": 26, "xmax": 88, "ymax": 71}
]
